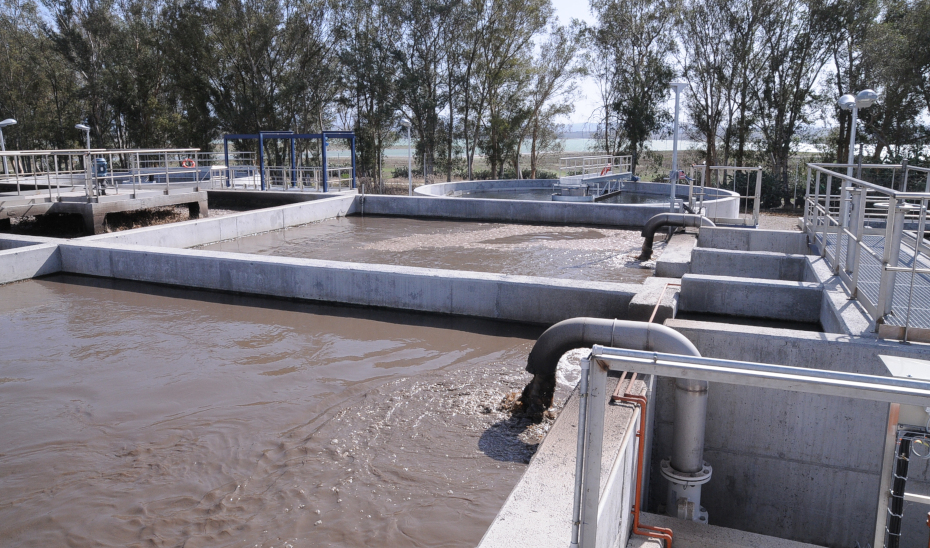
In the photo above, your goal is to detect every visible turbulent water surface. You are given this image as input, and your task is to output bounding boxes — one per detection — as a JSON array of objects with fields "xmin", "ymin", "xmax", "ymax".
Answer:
[
  {"xmin": 199, "ymin": 216, "xmax": 662, "ymax": 284},
  {"xmin": 0, "ymin": 275, "xmax": 586, "ymax": 548}
]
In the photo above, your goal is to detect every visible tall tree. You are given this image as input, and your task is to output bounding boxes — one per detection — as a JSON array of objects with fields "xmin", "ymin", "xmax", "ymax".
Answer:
[
  {"xmin": 514, "ymin": 22, "xmax": 581, "ymax": 179},
  {"xmin": 751, "ymin": 0, "xmax": 833, "ymax": 204},
  {"xmin": 589, "ymin": 0, "xmax": 678, "ymax": 174}
]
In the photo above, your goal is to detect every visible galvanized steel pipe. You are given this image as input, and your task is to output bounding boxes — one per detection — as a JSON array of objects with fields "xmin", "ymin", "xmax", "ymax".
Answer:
[{"xmin": 519, "ymin": 318, "xmax": 709, "ymax": 515}]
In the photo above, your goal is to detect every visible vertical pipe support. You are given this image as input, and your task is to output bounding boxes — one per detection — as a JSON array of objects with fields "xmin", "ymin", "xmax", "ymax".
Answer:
[
  {"xmin": 350, "ymin": 136, "xmax": 357, "ymax": 189},
  {"xmin": 290, "ymin": 137, "xmax": 297, "ymax": 189},
  {"xmin": 259, "ymin": 133, "xmax": 266, "ymax": 191},
  {"xmin": 321, "ymin": 133, "xmax": 329, "ymax": 193},
  {"xmin": 223, "ymin": 139, "xmax": 230, "ymax": 187},
  {"xmin": 847, "ymin": 106, "xmax": 858, "ymax": 179}
]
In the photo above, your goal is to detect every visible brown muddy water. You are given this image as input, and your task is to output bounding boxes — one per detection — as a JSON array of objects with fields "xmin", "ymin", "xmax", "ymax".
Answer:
[
  {"xmin": 198, "ymin": 216, "xmax": 662, "ymax": 284},
  {"xmin": 0, "ymin": 275, "xmax": 584, "ymax": 548}
]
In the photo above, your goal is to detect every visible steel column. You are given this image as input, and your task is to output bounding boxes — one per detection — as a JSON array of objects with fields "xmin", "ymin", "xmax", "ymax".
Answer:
[
  {"xmin": 321, "ymin": 133, "xmax": 328, "ymax": 193},
  {"xmin": 259, "ymin": 134, "xmax": 266, "ymax": 191},
  {"xmin": 290, "ymin": 138, "xmax": 297, "ymax": 188}
]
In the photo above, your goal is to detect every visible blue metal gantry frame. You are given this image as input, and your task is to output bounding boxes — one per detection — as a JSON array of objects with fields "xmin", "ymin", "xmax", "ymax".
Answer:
[{"xmin": 222, "ymin": 130, "xmax": 356, "ymax": 192}]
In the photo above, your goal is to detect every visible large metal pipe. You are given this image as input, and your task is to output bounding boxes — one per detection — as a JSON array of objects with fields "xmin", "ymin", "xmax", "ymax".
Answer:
[
  {"xmin": 519, "ymin": 318, "xmax": 710, "ymax": 519},
  {"xmin": 637, "ymin": 213, "xmax": 715, "ymax": 261}
]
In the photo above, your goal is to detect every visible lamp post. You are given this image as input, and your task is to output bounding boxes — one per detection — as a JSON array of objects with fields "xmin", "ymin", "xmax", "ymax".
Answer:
[
  {"xmin": 0, "ymin": 118, "xmax": 17, "ymax": 175},
  {"xmin": 837, "ymin": 89, "xmax": 877, "ymax": 178},
  {"xmin": 75, "ymin": 123, "xmax": 91, "ymax": 150},
  {"xmin": 400, "ymin": 118, "xmax": 412, "ymax": 196},
  {"xmin": 669, "ymin": 82, "xmax": 688, "ymax": 212}
]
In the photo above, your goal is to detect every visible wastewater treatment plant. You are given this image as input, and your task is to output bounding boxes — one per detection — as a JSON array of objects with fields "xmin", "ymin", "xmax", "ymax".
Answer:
[{"xmin": 5, "ymin": 140, "xmax": 930, "ymax": 548}]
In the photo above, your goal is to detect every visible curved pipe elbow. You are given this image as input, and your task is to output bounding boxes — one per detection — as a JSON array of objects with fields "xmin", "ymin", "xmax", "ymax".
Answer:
[
  {"xmin": 519, "ymin": 318, "xmax": 703, "ymax": 419},
  {"xmin": 637, "ymin": 213, "xmax": 715, "ymax": 261},
  {"xmin": 518, "ymin": 317, "xmax": 709, "ymax": 475},
  {"xmin": 525, "ymin": 318, "xmax": 699, "ymax": 377}
]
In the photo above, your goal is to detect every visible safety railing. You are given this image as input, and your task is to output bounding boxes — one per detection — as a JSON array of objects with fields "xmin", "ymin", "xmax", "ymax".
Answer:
[
  {"xmin": 560, "ymin": 155, "xmax": 632, "ymax": 177},
  {"xmin": 0, "ymin": 149, "xmax": 103, "ymax": 201},
  {"xmin": 804, "ymin": 163, "xmax": 930, "ymax": 340},
  {"xmin": 218, "ymin": 164, "xmax": 355, "ymax": 191},
  {"xmin": 555, "ymin": 175, "xmax": 629, "ymax": 197},
  {"xmin": 0, "ymin": 148, "xmax": 281, "ymax": 202},
  {"xmin": 571, "ymin": 345, "xmax": 930, "ymax": 548},
  {"xmin": 688, "ymin": 164, "xmax": 761, "ymax": 225}
]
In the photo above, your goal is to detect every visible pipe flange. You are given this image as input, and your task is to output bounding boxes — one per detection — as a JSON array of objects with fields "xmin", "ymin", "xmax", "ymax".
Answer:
[{"xmin": 659, "ymin": 458, "xmax": 712, "ymax": 487}]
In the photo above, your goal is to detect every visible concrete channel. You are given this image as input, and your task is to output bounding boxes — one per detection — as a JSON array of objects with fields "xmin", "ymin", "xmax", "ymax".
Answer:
[{"xmin": 4, "ymin": 189, "xmax": 930, "ymax": 547}]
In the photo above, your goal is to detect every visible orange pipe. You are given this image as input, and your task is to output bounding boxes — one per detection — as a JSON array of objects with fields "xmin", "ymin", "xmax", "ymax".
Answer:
[{"xmin": 616, "ymin": 373, "xmax": 674, "ymax": 547}]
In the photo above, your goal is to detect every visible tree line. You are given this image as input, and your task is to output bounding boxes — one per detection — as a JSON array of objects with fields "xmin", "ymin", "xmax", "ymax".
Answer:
[
  {"xmin": 593, "ymin": 0, "xmax": 930, "ymax": 204},
  {"xmin": 1, "ymin": 0, "xmax": 928, "ymax": 201}
]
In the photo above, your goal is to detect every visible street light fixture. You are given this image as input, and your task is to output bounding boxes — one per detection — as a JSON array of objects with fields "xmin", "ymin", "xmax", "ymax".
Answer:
[
  {"xmin": 0, "ymin": 118, "xmax": 17, "ymax": 176},
  {"xmin": 838, "ymin": 89, "xmax": 877, "ymax": 178},
  {"xmin": 668, "ymin": 82, "xmax": 688, "ymax": 212},
  {"xmin": 75, "ymin": 123, "xmax": 91, "ymax": 150},
  {"xmin": 400, "ymin": 118, "xmax": 412, "ymax": 196}
]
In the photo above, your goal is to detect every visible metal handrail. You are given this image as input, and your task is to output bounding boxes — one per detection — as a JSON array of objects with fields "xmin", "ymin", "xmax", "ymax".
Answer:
[
  {"xmin": 804, "ymin": 163, "xmax": 930, "ymax": 339},
  {"xmin": 559, "ymin": 155, "xmax": 633, "ymax": 176},
  {"xmin": 688, "ymin": 164, "xmax": 762, "ymax": 225}
]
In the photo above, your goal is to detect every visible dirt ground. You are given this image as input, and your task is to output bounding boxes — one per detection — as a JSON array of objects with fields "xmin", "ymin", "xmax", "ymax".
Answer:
[
  {"xmin": 757, "ymin": 209, "xmax": 804, "ymax": 231},
  {"xmin": 7, "ymin": 206, "xmax": 251, "ymax": 238}
]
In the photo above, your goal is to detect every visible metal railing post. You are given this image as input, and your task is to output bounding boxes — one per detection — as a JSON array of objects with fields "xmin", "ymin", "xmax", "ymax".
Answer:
[
  {"xmin": 845, "ymin": 188, "xmax": 864, "ymax": 274},
  {"xmin": 54, "ymin": 154, "xmax": 61, "ymax": 200},
  {"xmin": 569, "ymin": 357, "xmax": 591, "ymax": 548},
  {"xmin": 902, "ymin": 202, "xmax": 927, "ymax": 342},
  {"xmin": 878, "ymin": 200, "xmax": 906, "ymax": 319},
  {"xmin": 84, "ymin": 152, "xmax": 94, "ymax": 201},
  {"xmin": 164, "ymin": 151, "xmax": 171, "ymax": 195},
  {"xmin": 804, "ymin": 167, "xmax": 812, "ymax": 229},
  {"xmin": 753, "ymin": 168, "xmax": 762, "ymax": 226},
  {"xmin": 45, "ymin": 155, "xmax": 53, "ymax": 201},
  {"xmin": 821, "ymin": 174, "xmax": 832, "ymax": 259},
  {"xmin": 850, "ymin": 188, "xmax": 868, "ymax": 299},
  {"xmin": 579, "ymin": 356, "xmax": 607, "ymax": 548}
]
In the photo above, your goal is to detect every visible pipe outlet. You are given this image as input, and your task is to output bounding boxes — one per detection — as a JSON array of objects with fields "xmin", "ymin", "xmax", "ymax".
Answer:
[{"xmin": 637, "ymin": 213, "xmax": 715, "ymax": 261}]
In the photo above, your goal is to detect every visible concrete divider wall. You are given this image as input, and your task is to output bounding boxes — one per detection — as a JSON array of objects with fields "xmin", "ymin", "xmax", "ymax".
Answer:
[
  {"xmin": 678, "ymin": 273, "xmax": 823, "ymax": 322},
  {"xmin": 82, "ymin": 193, "xmax": 356, "ymax": 248},
  {"xmin": 362, "ymin": 194, "xmax": 680, "ymax": 228},
  {"xmin": 0, "ymin": 234, "xmax": 62, "ymax": 250},
  {"xmin": 58, "ymin": 242, "xmax": 639, "ymax": 324},
  {"xmin": 0, "ymin": 243, "xmax": 62, "ymax": 284},
  {"xmin": 690, "ymin": 248, "xmax": 808, "ymax": 281},
  {"xmin": 699, "ymin": 227, "xmax": 809, "ymax": 254},
  {"xmin": 652, "ymin": 319, "xmax": 930, "ymax": 547}
]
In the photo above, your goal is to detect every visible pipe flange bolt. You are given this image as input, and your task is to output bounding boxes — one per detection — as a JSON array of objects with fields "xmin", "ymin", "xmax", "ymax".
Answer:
[{"xmin": 659, "ymin": 458, "xmax": 713, "ymax": 487}]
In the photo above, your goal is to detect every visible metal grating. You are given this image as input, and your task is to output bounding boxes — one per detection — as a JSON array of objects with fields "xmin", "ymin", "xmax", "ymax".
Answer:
[{"xmin": 820, "ymin": 231, "xmax": 930, "ymax": 330}]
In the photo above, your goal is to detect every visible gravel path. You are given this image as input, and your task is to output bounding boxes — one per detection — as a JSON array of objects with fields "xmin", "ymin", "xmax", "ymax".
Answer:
[{"xmin": 757, "ymin": 210, "xmax": 803, "ymax": 231}]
